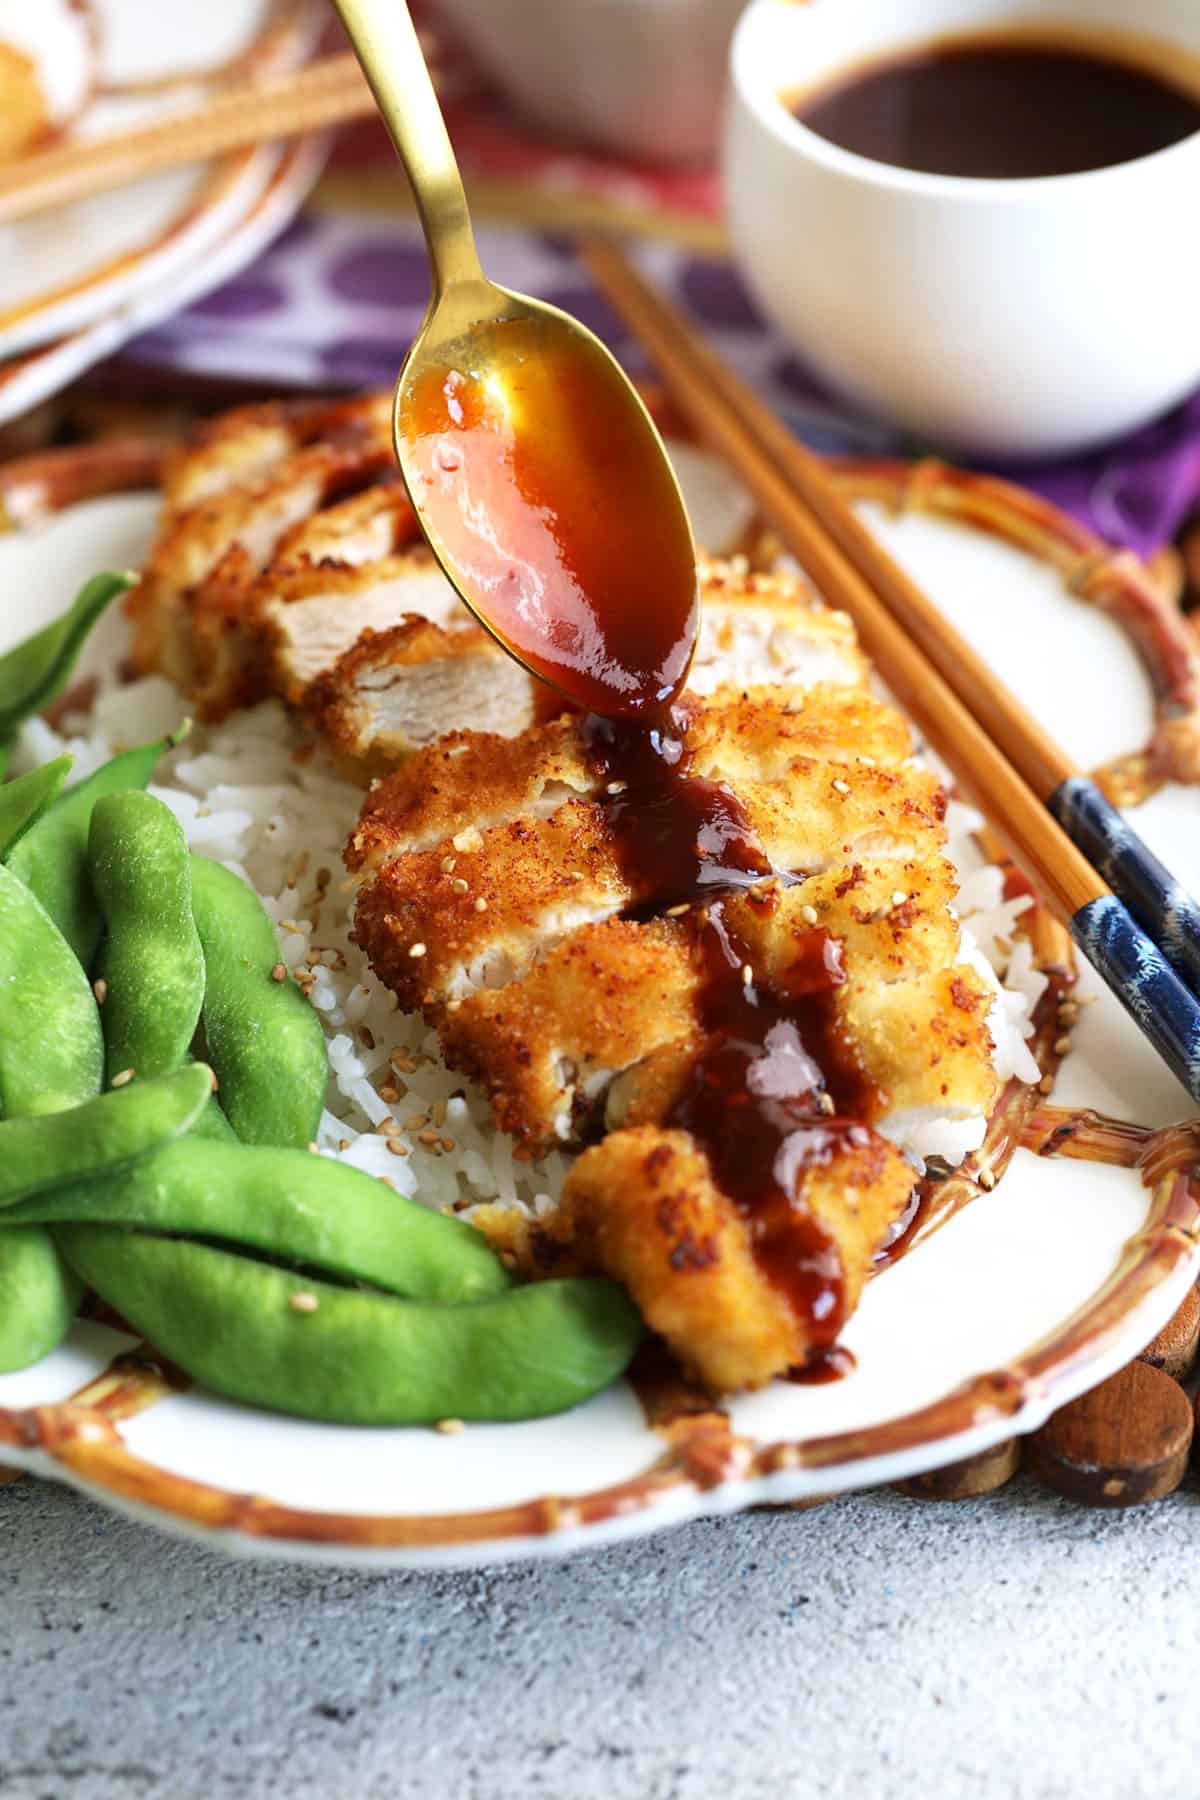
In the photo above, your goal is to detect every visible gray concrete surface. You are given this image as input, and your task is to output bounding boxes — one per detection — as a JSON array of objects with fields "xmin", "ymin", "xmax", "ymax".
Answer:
[{"xmin": 4, "ymin": 1474, "xmax": 1200, "ymax": 1799}]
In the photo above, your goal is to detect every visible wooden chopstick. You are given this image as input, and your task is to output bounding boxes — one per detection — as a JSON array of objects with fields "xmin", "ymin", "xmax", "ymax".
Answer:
[
  {"xmin": 582, "ymin": 238, "xmax": 1200, "ymax": 1003},
  {"xmin": 0, "ymin": 54, "xmax": 377, "ymax": 226},
  {"xmin": 579, "ymin": 236, "xmax": 1200, "ymax": 1102}
]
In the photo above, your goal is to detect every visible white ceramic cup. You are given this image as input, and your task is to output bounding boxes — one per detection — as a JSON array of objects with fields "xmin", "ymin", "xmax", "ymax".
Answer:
[{"xmin": 723, "ymin": 0, "xmax": 1200, "ymax": 457}]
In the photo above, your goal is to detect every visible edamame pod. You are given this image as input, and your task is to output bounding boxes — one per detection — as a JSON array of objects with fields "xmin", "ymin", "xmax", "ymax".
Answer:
[
  {"xmin": 0, "ymin": 1225, "xmax": 82, "ymax": 1374},
  {"xmin": 189, "ymin": 855, "xmax": 327, "ymax": 1148},
  {"xmin": 0, "ymin": 862, "xmax": 102, "ymax": 1117},
  {"xmin": 6, "ymin": 724, "xmax": 189, "ymax": 966},
  {"xmin": 0, "ymin": 572, "xmax": 132, "ymax": 738},
  {"xmin": 0, "ymin": 754, "xmax": 72, "ymax": 858},
  {"xmin": 89, "ymin": 792, "xmax": 205, "ymax": 1083},
  {"xmin": 0, "ymin": 1064, "xmax": 211, "ymax": 1210},
  {"xmin": 10, "ymin": 1136, "xmax": 510, "ymax": 1304},
  {"xmin": 55, "ymin": 1227, "xmax": 641, "ymax": 1424},
  {"xmin": 190, "ymin": 1094, "xmax": 237, "ymax": 1140}
]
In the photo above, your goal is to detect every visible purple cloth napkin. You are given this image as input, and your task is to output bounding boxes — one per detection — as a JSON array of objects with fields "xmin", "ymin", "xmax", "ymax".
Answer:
[{"xmin": 126, "ymin": 211, "xmax": 1200, "ymax": 557}]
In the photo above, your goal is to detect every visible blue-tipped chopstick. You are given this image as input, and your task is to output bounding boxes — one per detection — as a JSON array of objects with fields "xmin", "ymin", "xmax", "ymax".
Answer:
[{"xmin": 581, "ymin": 238, "xmax": 1200, "ymax": 1103}]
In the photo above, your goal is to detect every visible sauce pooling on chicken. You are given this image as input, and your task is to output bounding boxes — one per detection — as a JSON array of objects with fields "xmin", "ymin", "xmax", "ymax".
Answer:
[
  {"xmin": 585, "ymin": 713, "xmax": 886, "ymax": 1352},
  {"xmin": 398, "ymin": 318, "xmax": 698, "ymax": 720}
]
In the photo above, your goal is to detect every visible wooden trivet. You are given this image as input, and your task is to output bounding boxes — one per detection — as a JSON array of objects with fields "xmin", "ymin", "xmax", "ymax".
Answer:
[{"xmin": 1029, "ymin": 1360, "xmax": 1193, "ymax": 1508}]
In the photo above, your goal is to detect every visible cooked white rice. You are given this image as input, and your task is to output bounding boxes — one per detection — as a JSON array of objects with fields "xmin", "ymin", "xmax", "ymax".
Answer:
[{"xmin": 9, "ymin": 670, "xmax": 1045, "ymax": 1216}]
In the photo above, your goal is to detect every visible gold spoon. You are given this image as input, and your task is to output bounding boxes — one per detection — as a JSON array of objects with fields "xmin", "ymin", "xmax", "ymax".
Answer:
[{"xmin": 331, "ymin": 0, "xmax": 698, "ymax": 720}]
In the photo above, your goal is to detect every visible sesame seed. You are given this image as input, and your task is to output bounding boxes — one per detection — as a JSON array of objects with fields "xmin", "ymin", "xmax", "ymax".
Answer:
[
  {"xmin": 110, "ymin": 1068, "xmax": 135, "ymax": 1088},
  {"xmin": 440, "ymin": 1136, "xmax": 456, "ymax": 1153},
  {"xmin": 270, "ymin": 962, "xmax": 287, "ymax": 983},
  {"xmin": 817, "ymin": 1092, "xmax": 835, "ymax": 1116},
  {"xmin": 1053, "ymin": 1035, "xmax": 1073, "ymax": 1057},
  {"xmin": 832, "ymin": 779, "xmax": 850, "ymax": 795},
  {"xmin": 890, "ymin": 891, "xmax": 907, "ymax": 909},
  {"xmin": 665, "ymin": 903, "xmax": 690, "ymax": 917},
  {"xmin": 404, "ymin": 1111, "xmax": 429, "ymax": 1131},
  {"xmin": 799, "ymin": 905, "xmax": 818, "ymax": 926},
  {"xmin": 390, "ymin": 1048, "xmax": 417, "ymax": 1074},
  {"xmin": 450, "ymin": 877, "xmax": 469, "ymax": 894},
  {"xmin": 606, "ymin": 780, "xmax": 628, "ymax": 795},
  {"xmin": 307, "ymin": 1141, "xmax": 320, "ymax": 1155},
  {"xmin": 279, "ymin": 919, "xmax": 302, "ymax": 934},
  {"xmin": 289, "ymin": 1292, "xmax": 319, "ymax": 1314},
  {"xmin": 92, "ymin": 978, "xmax": 108, "ymax": 1004},
  {"xmin": 441, "ymin": 855, "xmax": 457, "ymax": 873},
  {"xmin": 742, "ymin": 963, "xmax": 754, "ymax": 985},
  {"xmin": 474, "ymin": 897, "xmax": 488, "ymax": 913},
  {"xmin": 338, "ymin": 1139, "xmax": 351, "ymax": 1152},
  {"xmin": 418, "ymin": 1129, "xmax": 442, "ymax": 1148},
  {"xmin": 379, "ymin": 1083, "xmax": 399, "ymax": 1104},
  {"xmin": 978, "ymin": 1167, "xmax": 996, "ymax": 1191},
  {"xmin": 859, "ymin": 755, "xmax": 876, "ymax": 768},
  {"xmin": 386, "ymin": 1136, "xmax": 408, "ymax": 1157},
  {"xmin": 435, "ymin": 1418, "xmax": 465, "ymax": 1435},
  {"xmin": 210, "ymin": 1069, "xmax": 220, "ymax": 1091},
  {"xmin": 431, "ymin": 1100, "xmax": 447, "ymax": 1127},
  {"xmin": 409, "ymin": 942, "xmax": 427, "ymax": 958}
]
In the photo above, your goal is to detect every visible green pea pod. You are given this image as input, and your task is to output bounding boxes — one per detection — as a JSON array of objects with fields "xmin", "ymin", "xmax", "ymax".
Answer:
[
  {"xmin": 0, "ymin": 1064, "xmax": 211, "ymax": 1211},
  {"xmin": 55, "ymin": 1226, "xmax": 641, "ymax": 1424},
  {"xmin": 10, "ymin": 1136, "xmax": 510, "ymax": 1305},
  {"xmin": 0, "ymin": 572, "xmax": 133, "ymax": 737},
  {"xmin": 89, "ymin": 792, "xmax": 206, "ymax": 1083},
  {"xmin": 0, "ymin": 862, "xmax": 102, "ymax": 1118},
  {"xmin": 190, "ymin": 1094, "xmax": 238, "ymax": 1141},
  {"xmin": 6, "ymin": 723, "xmax": 189, "ymax": 967},
  {"xmin": 0, "ymin": 755, "xmax": 72, "ymax": 858},
  {"xmin": 0, "ymin": 1225, "xmax": 82, "ymax": 1373},
  {"xmin": 189, "ymin": 855, "xmax": 327, "ymax": 1148}
]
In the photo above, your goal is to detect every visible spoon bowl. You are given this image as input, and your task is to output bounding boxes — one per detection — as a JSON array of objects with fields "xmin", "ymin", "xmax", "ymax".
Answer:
[{"xmin": 332, "ymin": 0, "xmax": 698, "ymax": 720}]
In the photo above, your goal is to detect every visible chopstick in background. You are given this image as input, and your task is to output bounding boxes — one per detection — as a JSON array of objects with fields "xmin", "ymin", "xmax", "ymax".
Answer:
[
  {"xmin": 0, "ymin": 54, "xmax": 377, "ymax": 226},
  {"xmin": 579, "ymin": 236, "xmax": 1200, "ymax": 1104}
]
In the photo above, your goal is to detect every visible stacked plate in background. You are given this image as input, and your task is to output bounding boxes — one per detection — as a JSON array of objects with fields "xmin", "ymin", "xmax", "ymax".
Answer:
[{"xmin": 0, "ymin": 0, "xmax": 328, "ymax": 428}]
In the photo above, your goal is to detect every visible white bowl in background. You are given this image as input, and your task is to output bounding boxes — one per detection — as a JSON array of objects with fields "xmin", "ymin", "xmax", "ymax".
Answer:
[
  {"xmin": 723, "ymin": 0, "xmax": 1200, "ymax": 458},
  {"xmin": 435, "ymin": 0, "xmax": 746, "ymax": 165}
]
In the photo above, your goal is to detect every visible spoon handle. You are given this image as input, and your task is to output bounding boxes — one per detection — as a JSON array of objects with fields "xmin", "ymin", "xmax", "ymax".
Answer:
[{"xmin": 330, "ymin": 0, "xmax": 484, "ymax": 295}]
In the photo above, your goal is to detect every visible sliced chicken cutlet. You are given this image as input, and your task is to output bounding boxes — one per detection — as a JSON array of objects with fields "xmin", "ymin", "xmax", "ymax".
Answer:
[
  {"xmin": 308, "ymin": 554, "xmax": 868, "ymax": 768},
  {"xmin": 436, "ymin": 865, "xmax": 995, "ymax": 1151},
  {"xmin": 264, "ymin": 547, "xmax": 464, "ymax": 708},
  {"xmin": 159, "ymin": 395, "xmax": 390, "ymax": 509},
  {"xmin": 307, "ymin": 619, "xmax": 547, "ymax": 768},
  {"xmin": 128, "ymin": 396, "xmax": 398, "ymax": 710},
  {"xmin": 343, "ymin": 575, "xmax": 999, "ymax": 1392},
  {"xmin": 555, "ymin": 1126, "xmax": 916, "ymax": 1391},
  {"xmin": 350, "ymin": 701, "xmax": 947, "ymax": 1012}
]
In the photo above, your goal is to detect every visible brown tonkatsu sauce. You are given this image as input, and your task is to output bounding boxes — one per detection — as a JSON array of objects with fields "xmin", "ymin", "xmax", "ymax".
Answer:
[
  {"xmin": 793, "ymin": 36, "xmax": 1200, "ymax": 180},
  {"xmin": 585, "ymin": 712, "xmax": 886, "ymax": 1354},
  {"xmin": 399, "ymin": 319, "xmax": 698, "ymax": 721}
]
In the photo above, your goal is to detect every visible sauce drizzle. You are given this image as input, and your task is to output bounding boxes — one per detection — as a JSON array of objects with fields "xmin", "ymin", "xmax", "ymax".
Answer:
[{"xmin": 586, "ymin": 713, "xmax": 884, "ymax": 1350}]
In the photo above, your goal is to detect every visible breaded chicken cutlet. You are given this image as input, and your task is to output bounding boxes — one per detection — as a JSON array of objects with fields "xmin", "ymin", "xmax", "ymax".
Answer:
[
  {"xmin": 132, "ymin": 397, "xmax": 1003, "ymax": 1395},
  {"xmin": 349, "ymin": 682, "xmax": 998, "ymax": 1391}
]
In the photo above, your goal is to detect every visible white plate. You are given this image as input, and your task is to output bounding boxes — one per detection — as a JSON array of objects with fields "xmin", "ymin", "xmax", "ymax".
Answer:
[
  {"xmin": 0, "ymin": 0, "xmax": 323, "ymax": 361},
  {"xmin": 0, "ymin": 450, "xmax": 1197, "ymax": 1568},
  {"xmin": 0, "ymin": 133, "xmax": 327, "ymax": 429}
]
